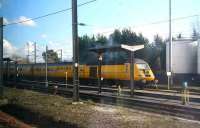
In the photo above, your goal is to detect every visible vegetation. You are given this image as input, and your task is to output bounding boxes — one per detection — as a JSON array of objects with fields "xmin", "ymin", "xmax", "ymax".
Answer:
[
  {"xmin": 79, "ymin": 28, "xmax": 166, "ymax": 72},
  {"xmin": 42, "ymin": 49, "xmax": 60, "ymax": 63}
]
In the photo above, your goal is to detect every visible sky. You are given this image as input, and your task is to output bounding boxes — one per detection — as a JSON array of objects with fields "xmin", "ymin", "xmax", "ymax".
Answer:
[{"xmin": 0, "ymin": 0, "xmax": 200, "ymax": 62}]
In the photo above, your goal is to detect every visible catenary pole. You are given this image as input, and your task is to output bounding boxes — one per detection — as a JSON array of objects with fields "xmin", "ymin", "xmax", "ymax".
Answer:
[
  {"xmin": 60, "ymin": 49, "xmax": 62, "ymax": 62},
  {"xmin": 0, "ymin": 17, "xmax": 3, "ymax": 97},
  {"xmin": 72, "ymin": 0, "xmax": 79, "ymax": 101},
  {"xmin": 34, "ymin": 42, "xmax": 37, "ymax": 64},
  {"xmin": 45, "ymin": 45, "xmax": 48, "ymax": 87},
  {"xmin": 168, "ymin": 0, "xmax": 172, "ymax": 89},
  {"xmin": 27, "ymin": 42, "xmax": 30, "ymax": 64}
]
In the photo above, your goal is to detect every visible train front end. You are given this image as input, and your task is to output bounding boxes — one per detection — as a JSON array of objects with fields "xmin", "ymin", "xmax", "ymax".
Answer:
[{"xmin": 135, "ymin": 62, "xmax": 157, "ymax": 85}]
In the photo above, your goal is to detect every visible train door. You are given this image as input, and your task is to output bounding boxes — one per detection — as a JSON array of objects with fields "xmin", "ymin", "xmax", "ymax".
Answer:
[
  {"xmin": 89, "ymin": 66, "xmax": 97, "ymax": 85},
  {"xmin": 89, "ymin": 66, "xmax": 97, "ymax": 78}
]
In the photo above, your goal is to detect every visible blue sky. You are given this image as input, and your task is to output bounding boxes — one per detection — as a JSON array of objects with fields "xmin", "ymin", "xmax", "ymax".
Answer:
[{"xmin": 0, "ymin": 0, "xmax": 200, "ymax": 61}]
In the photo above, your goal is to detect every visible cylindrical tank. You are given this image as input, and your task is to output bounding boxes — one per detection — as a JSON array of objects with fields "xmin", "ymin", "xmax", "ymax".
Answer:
[
  {"xmin": 197, "ymin": 40, "xmax": 200, "ymax": 74},
  {"xmin": 166, "ymin": 39, "xmax": 197, "ymax": 74}
]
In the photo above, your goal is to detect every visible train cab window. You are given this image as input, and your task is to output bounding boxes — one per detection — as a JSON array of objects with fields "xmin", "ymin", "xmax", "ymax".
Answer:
[{"xmin": 137, "ymin": 63, "xmax": 150, "ymax": 70}]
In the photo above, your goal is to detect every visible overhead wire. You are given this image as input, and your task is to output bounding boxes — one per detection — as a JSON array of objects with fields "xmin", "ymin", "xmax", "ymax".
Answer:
[
  {"xmin": 79, "ymin": 14, "xmax": 200, "ymax": 35},
  {"xmin": 3, "ymin": 0, "xmax": 97, "ymax": 27}
]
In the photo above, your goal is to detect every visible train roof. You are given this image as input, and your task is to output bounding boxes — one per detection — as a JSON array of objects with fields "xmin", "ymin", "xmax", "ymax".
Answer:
[
  {"xmin": 88, "ymin": 58, "xmax": 148, "ymax": 65},
  {"xmin": 134, "ymin": 58, "xmax": 148, "ymax": 64},
  {"xmin": 16, "ymin": 58, "xmax": 148, "ymax": 66},
  {"xmin": 18, "ymin": 62, "xmax": 72, "ymax": 66}
]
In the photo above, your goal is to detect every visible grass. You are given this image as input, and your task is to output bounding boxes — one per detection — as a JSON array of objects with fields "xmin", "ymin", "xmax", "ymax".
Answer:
[{"xmin": 0, "ymin": 87, "xmax": 200, "ymax": 128}]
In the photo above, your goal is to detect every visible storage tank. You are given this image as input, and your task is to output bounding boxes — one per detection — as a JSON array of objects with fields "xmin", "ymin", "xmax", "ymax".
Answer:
[
  {"xmin": 166, "ymin": 39, "xmax": 197, "ymax": 74},
  {"xmin": 197, "ymin": 40, "xmax": 200, "ymax": 74}
]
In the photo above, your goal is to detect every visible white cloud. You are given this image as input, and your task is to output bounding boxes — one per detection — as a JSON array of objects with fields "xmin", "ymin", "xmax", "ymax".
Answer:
[
  {"xmin": 24, "ymin": 41, "xmax": 34, "ymax": 53},
  {"xmin": 3, "ymin": 18, "xmax": 9, "ymax": 25},
  {"xmin": 47, "ymin": 39, "xmax": 72, "ymax": 61},
  {"xmin": 25, "ymin": 39, "xmax": 73, "ymax": 63},
  {"xmin": 41, "ymin": 34, "xmax": 47, "ymax": 39},
  {"xmin": 17, "ymin": 16, "xmax": 36, "ymax": 27},
  {"xmin": 3, "ymin": 39, "xmax": 17, "ymax": 57},
  {"xmin": 2, "ymin": 16, "xmax": 36, "ymax": 27}
]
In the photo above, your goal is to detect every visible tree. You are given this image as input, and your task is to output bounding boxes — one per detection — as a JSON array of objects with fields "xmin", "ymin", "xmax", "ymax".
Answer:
[
  {"xmin": 96, "ymin": 34, "xmax": 107, "ymax": 46},
  {"xmin": 108, "ymin": 28, "xmax": 149, "ymax": 64},
  {"xmin": 78, "ymin": 34, "xmax": 108, "ymax": 64},
  {"xmin": 42, "ymin": 49, "xmax": 60, "ymax": 63},
  {"xmin": 151, "ymin": 34, "xmax": 166, "ymax": 72}
]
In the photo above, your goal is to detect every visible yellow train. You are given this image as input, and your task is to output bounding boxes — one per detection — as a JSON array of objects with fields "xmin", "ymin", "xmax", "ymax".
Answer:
[{"xmin": 6, "ymin": 58, "xmax": 156, "ymax": 87}]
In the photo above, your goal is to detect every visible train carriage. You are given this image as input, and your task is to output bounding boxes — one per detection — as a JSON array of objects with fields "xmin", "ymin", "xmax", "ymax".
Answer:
[{"xmin": 6, "ymin": 58, "xmax": 156, "ymax": 87}]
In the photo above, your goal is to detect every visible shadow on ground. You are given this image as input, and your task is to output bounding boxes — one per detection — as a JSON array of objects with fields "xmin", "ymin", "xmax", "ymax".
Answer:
[{"xmin": 0, "ymin": 104, "xmax": 80, "ymax": 128}]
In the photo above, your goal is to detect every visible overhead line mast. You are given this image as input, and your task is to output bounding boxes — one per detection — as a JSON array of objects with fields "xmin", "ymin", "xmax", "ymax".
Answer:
[
  {"xmin": 72, "ymin": 0, "xmax": 79, "ymax": 102},
  {"xmin": 168, "ymin": 0, "xmax": 173, "ymax": 89},
  {"xmin": 0, "ymin": 17, "xmax": 3, "ymax": 97}
]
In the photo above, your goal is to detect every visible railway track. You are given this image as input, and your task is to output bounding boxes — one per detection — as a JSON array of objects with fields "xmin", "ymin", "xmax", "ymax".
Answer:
[
  {"xmin": 5, "ymin": 80, "xmax": 200, "ymax": 121},
  {"xmin": 18, "ymin": 80, "xmax": 200, "ymax": 103}
]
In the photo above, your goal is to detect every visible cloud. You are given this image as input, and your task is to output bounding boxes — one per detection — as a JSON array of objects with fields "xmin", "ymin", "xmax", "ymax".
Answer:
[
  {"xmin": 2, "ymin": 16, "xmax": 36, "ymax": 27},
  {"xmin": 41, "ymin": 34, "xmax": 47, "ymax": 39},
  {"xmin": 3, "ymin": 39, "xmax": 17, "ymax": 57},
  {"xmin": 3, "ymin": 18, "xmax": 9, "ymax": 25},
  {"xmin": 47, "ymin": 39, "xmax": 72, "ymax": 61},
  {"xmin": 17, "ymin": 16, "xmax": 36, "ymax": 27},
  {"xmin": 24, "ymin": 41, "xmax": 34, "ymax": 53}
]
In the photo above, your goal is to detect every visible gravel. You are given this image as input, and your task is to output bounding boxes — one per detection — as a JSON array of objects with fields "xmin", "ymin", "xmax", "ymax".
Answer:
[{"xmin": 1, "ymin": 87, "xmax": 200, "ymax": 128}]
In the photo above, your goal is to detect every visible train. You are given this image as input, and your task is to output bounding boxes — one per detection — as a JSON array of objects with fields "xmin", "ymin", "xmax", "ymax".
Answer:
[{"xmin": 4, "ymin": 58, "xmax": 156, "ymax": 88}]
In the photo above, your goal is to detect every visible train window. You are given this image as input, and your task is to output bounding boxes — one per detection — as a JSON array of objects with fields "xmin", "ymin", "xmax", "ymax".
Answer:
[{"xmin": 137, "ymin": 63, "xmax": 150, "ymax": 70}]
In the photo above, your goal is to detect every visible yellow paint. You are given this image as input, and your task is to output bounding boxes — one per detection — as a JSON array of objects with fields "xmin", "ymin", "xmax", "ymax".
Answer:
[{"xmin": 11, "ymin": 62, "xmax": 155, "ymax": 83}]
